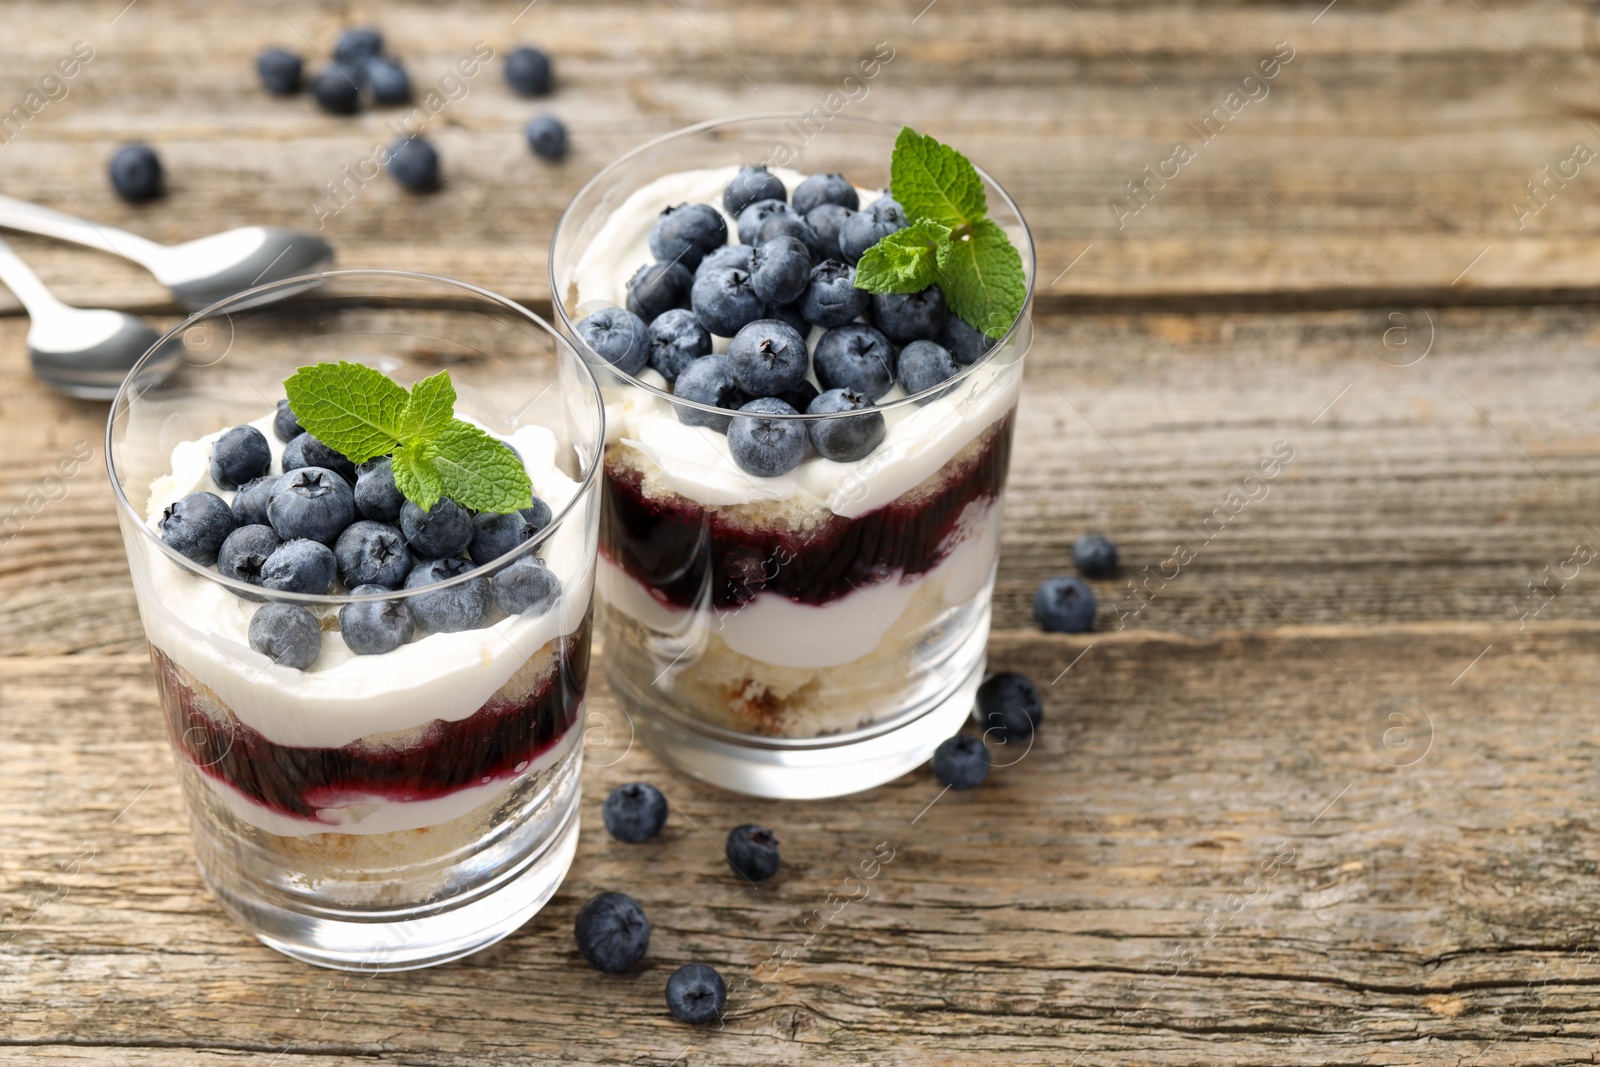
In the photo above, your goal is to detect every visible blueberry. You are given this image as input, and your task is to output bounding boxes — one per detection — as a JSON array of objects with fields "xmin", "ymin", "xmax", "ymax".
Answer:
[
  {"xmin": 248, "ymin": 603, "xmax": 322, "ymax": 670},
  {"xmin": 310, "ymin": 65, "xmax": 362, "ymax": 115},
  {"xmin": 388, "ymin": 137, "xmax": 440, "ymax": 192},
  {"xmin": 504, "ymin": 46, "xmax": 553, "ymax": 96},
  {"xmin": 725, "ymin": 823, "xmax": 780, "ymax": 882},
  {"xmin": 665, "ymin": 963, "xmax": 726, "ymax": 1026},
  {"xmin": 333, "ymin": 27, "xmax": 384, "ymax": 66},
  {"xmin": 755, "ymin": 213, "xmax": 825, "ymax": 264},
  {"xmin": 748, "ymin": 235, "xmax": 812, "ymax": 306},
  {"xmin": 209, "ymin": 425, "xmax": 271, "ymax": 491},
  {"xmin": 724, "ymin": 165, "xmax": 786, "ymax": 216},
  {"xmin": 216, "ymin": 525, "xmax": 282, "ymax": 586},
  {"xmin": 671, "ymin": 356, "xmax": 740, "ymax": 432},
  {"xmin": 354, "ymin": 456, "xmax": 404, "ymax": 522},
  {"xmin": 1034, "ymin": 575, "xmax": 1096, "ymax": 633},
  {"xmin": 404, "ymin": 557, "xmax": 491, "ymax": 632},
  {"xmin": 267, "ymin": 467, "xmax": 355, "ymax": 546},
  {"xmin": 736, "ymin": 199, "xmax": 791, "ymax": 246},
  {"xmin": 976, "ymin": 671, "xmax": 1043, "ymax": 741},
  {"xmin": 728, "ymin": 398, "xmax": 807, "ymax": 478},
  {"xmin": 806, "ymin": 388, "xmax": 885, "ymax": 462},
  {"xmin": 576, "ymin": 307, "xmax": 650, "ymax": 374},
  {"xmin": 230, "ymin": 475, "xmax": 278, "ymax": 527},
  {"xmin": 695, "ymin": 242, "xmax": 753, "ymax": 280},
  {"xmin": 626, "ymin": 262, "xmax": 693, "ymax": 323},
  {"xmin": 839, "ymin": 200, "xmax": 907, "ymax": 263},
  {"xmin": 1073, "ymin": 533, "xmax": 1119, "ymax": 578},
  {"xmin": 871, "ymin": 286, "xmax": 947, "ymax": 344},
  {"xmin": 800, "ymin": 259, "xmax": 868, "ymax": 328},
  {"xmin": 602, "ymin": 782, "xmax": 668, "ymax": 843},
  {"xmin": 282, "ymin": 433, "xmax": 357, "ymax": 483},
  {"xmin": 273, "ymin": 399, "xmax": 304, "ymax": 442},
  {"xmin": 647, "ymin": 307, "xmax": 712, "ymax": 381},
  {"xmin": 896, "ymin": 339, "xmax": 959, "ymax": 400},
  {"xmin": 521, "ymin": 496, "xmax": 554, "ymax": 536},
  {"xmin": 813, "ymin": 324, "xmax": 897, "ymax": 401},
  {"xmin": 469, "ymin": 511, "xmax": 534, "ymax": 564},
  {"xmin": 491, "ymin": 555, "xmax": 562, "ymax": 615},
  {"xmin": 159, "ymin": 492, "xmax": 234, "ymax": 565},
  {"xmin": 792, "ymin": 173, "xmax": 858, "ymax": 215},
  {"xmin": 690, "ymin": 266, "xmax": 766, "ymax": 338},
  {"xmin": 650, "ymin": 204, "xmax": 727, "ymax": 271},
  {"xmin": 805, "ymin": 203, "xmax": 854, "ymax": 261},
  {"xmin": 870, "ymin": 193, "xmax": 903, "ymax": 214},
  {"xmin": 262, "ymin": 538, "xmax": 338, "ymax": 595},
  {"xmin": 727, "ymin": 320, "xmax": 808, "ymax": 397},
  {"xmin": 335, "ymin": 520, "xmax": 412, "ymax": 588},
  {"xmin": 776, "ymin": 378, "xmax": 819, "ymax": 415},
  {"xmin": 109, "ymin": 144, "xmax": 163, "ymax": 203},
  {"xmin": 365, "ymin": 57, "xmax": 410, "ymax": 105},
  {"xmin": 574, "ymin": 891, "xmax": 650, "ymax": 973},
  {"xmin": 942, "ymin": 315, "xmax": 996, "ymax": 366},
  {"xmin": 256, "ymin": 48, "xmax": 303, "ymax": 96},
  {"xmin": 525, "ymin": 114, "xmax": 568, "ymax": 160},
  {"xmin": 339, "ymin": 584, "xmax": 414, "ymax": 655},
  {"xmin": 932, "ymin": 734, "xmax": 990, "ymax": 790},
  {"xmin": 400, "ymin": 497, "xmax": 473, "ymax": 559}
]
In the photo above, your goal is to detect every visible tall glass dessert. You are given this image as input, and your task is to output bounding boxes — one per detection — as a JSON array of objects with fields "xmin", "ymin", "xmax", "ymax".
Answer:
[
  {"xmin": 108, "ymin": 271, "xmax": 604, "ymax": 969},
  {"xmin": 550, "ymin": 116, "xmax": 1034, "ymax": 798}
]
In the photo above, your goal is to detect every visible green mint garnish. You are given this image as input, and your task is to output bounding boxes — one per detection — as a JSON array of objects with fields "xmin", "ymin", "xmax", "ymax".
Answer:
[
  {"xmin": 283, "ymin": 362, "xmax": 533, "ymax": 514},
  {"xmin": 854, "ymin": 126, "xmax": 1026, "ymax": 339}
]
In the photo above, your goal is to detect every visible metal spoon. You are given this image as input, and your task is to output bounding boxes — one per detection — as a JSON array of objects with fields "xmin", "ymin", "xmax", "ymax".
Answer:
[
  {"xmin": 0, "ymin": 234, "xmax": 168, "ymax": 400},
  {"xmin": 0, "ymin": 194, "xmax": 333, "ymax": 311}
]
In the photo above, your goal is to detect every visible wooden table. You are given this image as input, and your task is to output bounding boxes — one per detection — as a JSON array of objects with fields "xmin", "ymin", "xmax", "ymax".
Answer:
[{"xmin": 3, "ymin": 1, "xmax": 1596, "ymax": 1062}]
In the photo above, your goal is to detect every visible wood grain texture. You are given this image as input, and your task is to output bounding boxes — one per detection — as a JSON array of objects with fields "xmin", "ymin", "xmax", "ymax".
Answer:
[{"xmin": 4, "ymin": 0, "xmax": 1600, "ymax": 1063}]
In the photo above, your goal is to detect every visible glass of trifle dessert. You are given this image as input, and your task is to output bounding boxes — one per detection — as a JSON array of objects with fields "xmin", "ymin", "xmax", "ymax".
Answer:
[
  {"xmin": 550, "ymin": 116, "xmax": 1034, "ymax": 798},
  {"xmin": 106, "ymin": 271, "xmax": 604, "ymax": 969}
]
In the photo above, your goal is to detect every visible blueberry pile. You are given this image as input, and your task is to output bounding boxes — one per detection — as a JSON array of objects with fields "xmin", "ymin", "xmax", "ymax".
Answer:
[
  {"xmin": 576, "ymin": 165, "xmax": 998, "ymax": 478},
  {"xmin": 157, "ymin": 402, "xmax": 559, "ymax": 670},
  {"xmin": 254, "ymin": 28, "xmax": 410, "ymax": 115},
  {"xmin": 1031, "ymin": 531, "xmax": 1118, "ymax": 633}
]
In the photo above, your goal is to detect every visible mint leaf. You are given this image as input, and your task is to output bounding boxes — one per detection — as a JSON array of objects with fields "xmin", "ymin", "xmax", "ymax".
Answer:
[
  {"xmin": 935, "ymin": 219, "xmax": 1026, "ymax": 339},
  {"xmin": 401, "ymin": 371, "xmax": 457, "ymax": 443},
  {"xmin": 391, "ymin": 440, "xmax": 443, "ymax": 511},
  {"xmin": 890, "ymin": 126, "xmax": 986, "ymax": 230},
  {"xmin": 283, "ymin": 361, "xmax": 408, "ymax": 463},
  {"xmin": 432, "ymin": 422, "xmax": 533, "ymax": 514},
  {"xmin": 854, "ymin": 218, "xmax": 950, "ymax": 294}
]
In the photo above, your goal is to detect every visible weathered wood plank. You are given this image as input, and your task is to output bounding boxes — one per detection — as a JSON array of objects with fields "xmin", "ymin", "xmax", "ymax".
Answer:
[{"xmin": 0, "ymin": 1, "xmax": 1590, "ymax": 312}]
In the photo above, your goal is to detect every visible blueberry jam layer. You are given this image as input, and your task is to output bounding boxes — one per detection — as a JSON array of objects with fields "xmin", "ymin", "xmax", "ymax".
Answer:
[
  {"xmin": 152, "ymin": 615, "xmax": 590, "ymax": 823},
  {"xmin": 601, "ymin": 413, "xmax": 1014, "ymax": 611}
]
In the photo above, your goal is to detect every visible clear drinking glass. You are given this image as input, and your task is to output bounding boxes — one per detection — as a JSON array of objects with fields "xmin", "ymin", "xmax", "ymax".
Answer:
[
  {"xmin": 107, "ymin": 271, "xmax": 604, "ymax": 970},
  {"xmin": 549, "ymin": 115, "xmax": 1034, "ymax": 798}
]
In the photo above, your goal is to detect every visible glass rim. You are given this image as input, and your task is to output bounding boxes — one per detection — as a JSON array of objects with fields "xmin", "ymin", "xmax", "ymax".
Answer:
[
  {"xmin": 547, "ymin": 112, "xmax": 1037, "ymax": 421},
  {"xmin": 106, "ymin": 268, "xmax": 607, "ymax": 606}
]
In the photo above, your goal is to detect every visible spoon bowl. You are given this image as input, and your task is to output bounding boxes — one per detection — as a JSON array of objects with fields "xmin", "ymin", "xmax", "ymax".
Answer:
[
  {"xmin": 155, "ymin": 227, "xmax": 334, "ymax": 311},
  {"xmin": 27, "ymin": 306, "xmax": 169, "ymax": 400}
]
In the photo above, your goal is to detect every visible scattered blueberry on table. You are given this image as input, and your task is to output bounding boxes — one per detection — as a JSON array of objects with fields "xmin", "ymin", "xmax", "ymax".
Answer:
[
  {"xmin": 603, "ymin": 782, "xmax": 669, "ymax": 843},
  {"xmin": 976, "ymin": 671, "xmax": 1043, "ymax": 741},
  {"xmin": 109, "ymin": 143, "xmax": 163, "ymax": 202},
  {"xmin": 725, "ymin": 823, "xmax": 782, "ymax": 882},
  {"xmin": 504, "ymin": 45, "xmax": 553, "ymax": 96},
  {"xmin": 932, "ymin": 733, "xmax": 991, "ymax": 790},
  {"xmin": 387, "ymin": 136, "xmax": 440, "ymax": 193},
  {"xmin": 525, "ymin": 113, "xmax": 568, "ymax": 160},
  {"xmin": 255, "ymin": 47, "xmax": 303, "ymax": 96},
  {"xmin": 1073, "ymin": 532, "xmax": 1119, "ymax": 577},
  {"xmin": 1035, "ymin": 575, "xmax": 1097, "ymax": 633},
  {"xmin": 309, "ymin": 65, "xmax": 361, "ymax": 115},
  {"xmin": 665, "ymin": 963, "xmax": 727, "ymax": 1025},
  {"xmin": 574, "ymin": 891, "xmax": 651, "ymax": 972}
]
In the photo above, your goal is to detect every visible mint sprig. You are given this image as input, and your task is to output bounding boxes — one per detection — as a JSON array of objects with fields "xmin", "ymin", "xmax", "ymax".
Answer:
[
  {"xmin": 854, "ymin": 127, "xmax": 1026, "ymax": 339},
  {"xmin": 283, "ymin": 362, "xmax": 533, "ymax": 514}
]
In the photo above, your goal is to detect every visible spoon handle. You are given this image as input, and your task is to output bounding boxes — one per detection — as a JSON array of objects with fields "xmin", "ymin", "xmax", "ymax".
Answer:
[
  {"xmin": 0, "ymin": 233, "xmax": 64, "ymax": 317},
  {"xmin": 0, "ymin": 194, "xmax": 162, "ymax": 264}
]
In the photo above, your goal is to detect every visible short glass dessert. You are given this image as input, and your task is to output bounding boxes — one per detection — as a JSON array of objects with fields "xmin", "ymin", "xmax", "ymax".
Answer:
[
  {"xmin": 550, "ymin": 116, "xmax": 1034, "ymax": 798},
  {"xmin": 107, "ymin": 271, "xmax": 604, "ymax": 970}
]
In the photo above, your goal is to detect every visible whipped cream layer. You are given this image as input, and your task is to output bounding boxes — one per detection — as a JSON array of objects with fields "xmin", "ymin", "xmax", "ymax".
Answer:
[
  {"xmin": 136, "ymin": 412, "xmax": 594, "ymax": 750},
  {"xmin": 566, "ymin": 165, "xmax": 1020, "ymax": 518}
]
